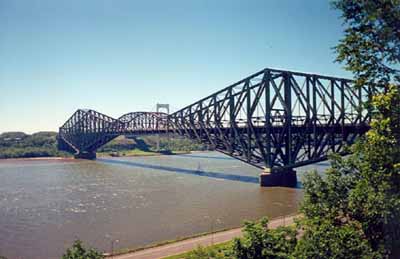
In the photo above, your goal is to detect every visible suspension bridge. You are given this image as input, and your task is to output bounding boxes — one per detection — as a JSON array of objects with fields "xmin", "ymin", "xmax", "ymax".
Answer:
[{"xmin": 58, "ymin": 67, "xmax": 371, "ymax": 186}]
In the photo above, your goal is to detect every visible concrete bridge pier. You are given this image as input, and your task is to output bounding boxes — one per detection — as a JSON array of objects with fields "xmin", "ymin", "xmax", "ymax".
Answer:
[
  {"xmin": 74, "ymin": 152, "xmax": 97, "ymax": 160},
  {"xmin": 259, "ymin": 168, "xmax": 297, "ymax": 187}
]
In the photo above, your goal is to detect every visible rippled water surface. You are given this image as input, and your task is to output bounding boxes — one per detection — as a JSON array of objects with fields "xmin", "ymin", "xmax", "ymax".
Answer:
[{"xmin": 0, "ymin": 152, "xmax": 328, "ymax": 259}]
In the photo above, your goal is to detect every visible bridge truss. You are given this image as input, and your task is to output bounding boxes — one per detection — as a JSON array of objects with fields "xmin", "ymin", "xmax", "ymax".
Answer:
[
  {"xmin": 59, "ymin": 68, "xmax": 371, "ymax": 170},
  {"xmin": 58, "ymin": 110, "xmax": 169, "ymax": 157}
]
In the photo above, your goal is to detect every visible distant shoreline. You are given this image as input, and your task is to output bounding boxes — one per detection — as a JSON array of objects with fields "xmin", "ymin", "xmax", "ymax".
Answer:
[
  {"xmin": 0, "ymin": 150, "xmax": 204, "ymax": 162},
  {"xmin": 0, "ymin": 156, "xmax": 74, "ymax": 162},
  {"xmin": 97, "ymin": 150, "xmax": 192, "ymax": 158}
]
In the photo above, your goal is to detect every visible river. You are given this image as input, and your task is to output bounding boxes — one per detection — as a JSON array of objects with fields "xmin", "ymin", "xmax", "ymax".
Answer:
[{"xmin": 0, "ymin": 151, "xmax": 328, "ymax": 259}]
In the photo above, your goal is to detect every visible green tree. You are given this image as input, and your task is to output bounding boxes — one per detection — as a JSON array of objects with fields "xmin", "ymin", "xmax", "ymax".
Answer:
[
  {"xmin": 232, "ymin": 217, "xmax": 296, "ymax": 259},
  {"xmin": 333, "ymin": 0, "xmax": 400, "ymax": 88},
  {"xmin": 293, "ymin": 218, "xmax": 375, "ymax": 259},
  {"xmin": 296, "ymin": 88, "xmax": 400, "ymax": 258},
  {"xmin": 62, "ymin": 240, "xmax": 104, "ymax": 259},
  {"xmin": 294, "ymin": 1, "xmax": 400, "ymax": 258}
]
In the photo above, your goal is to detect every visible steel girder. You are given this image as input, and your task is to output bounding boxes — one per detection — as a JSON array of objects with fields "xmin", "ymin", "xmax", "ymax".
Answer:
[
  {"xmin": 58, "ymin": 110, "xmax": 169, "ymax": 154},
  {"xmin": 58, "ymin": 67, "xmax": 371, "ymax": 170},
  {"xmin": 119, "ymin": 112, "xmax": 169, "ymax": 134},
  {"xmin": 168, "ymin": 68, "xmax": 371, "ymax": 169}
]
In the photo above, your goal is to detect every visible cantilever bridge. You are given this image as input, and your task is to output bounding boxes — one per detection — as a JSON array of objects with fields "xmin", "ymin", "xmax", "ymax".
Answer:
[{"xmin": 58, "ymin": 67, "xmax": 371, "ymax": 186}]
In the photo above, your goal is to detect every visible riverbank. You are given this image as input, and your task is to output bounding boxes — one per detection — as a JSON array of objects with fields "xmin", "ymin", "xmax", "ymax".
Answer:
[
  {"xmin": 97, "ymin": 149, "xmax": 191, "ymax": 158},
  {"xmin": 0, "ymin": 132, "xmax": 207, "ymax": 160},
  {"xmin": 0, "ymin": 156, "xmax": 74, "ymax": 162},
  {"xmin": 0, "ymin": 150, "xmax": 198, "ymax": 162},
  {"xmin": 109, "ymin": 214, "xmax": 299, "ymax": 259}
]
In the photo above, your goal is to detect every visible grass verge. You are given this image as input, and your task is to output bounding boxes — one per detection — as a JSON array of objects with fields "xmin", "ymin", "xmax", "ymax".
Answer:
[
  {"xmin": 110, "ymin": 227, "xmax": 238, "ymax": 257},
  {"xmin": 161, "ymin": 241, "xmax": 232, "ymax": 259},
  {"xmin": 110, "ymin": 213, "xmax": 299, "ymax": 257}
]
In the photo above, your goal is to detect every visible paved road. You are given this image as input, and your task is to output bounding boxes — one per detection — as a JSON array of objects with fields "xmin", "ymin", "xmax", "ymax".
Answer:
[{"xmin": 111, "ymin": 215, "xmax": 297, "ymax": 259}]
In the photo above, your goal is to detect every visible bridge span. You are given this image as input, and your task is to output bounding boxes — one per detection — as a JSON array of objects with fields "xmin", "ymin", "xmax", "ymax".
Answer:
[{"xmin": 58, "ymin": 67, "xmax": 371, "ymax": 187}]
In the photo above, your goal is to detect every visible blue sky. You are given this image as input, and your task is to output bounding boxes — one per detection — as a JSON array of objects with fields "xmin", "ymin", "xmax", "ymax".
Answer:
[{"xmin": 0, "ymin": 0, "xmax": 350, "ymax": 133}]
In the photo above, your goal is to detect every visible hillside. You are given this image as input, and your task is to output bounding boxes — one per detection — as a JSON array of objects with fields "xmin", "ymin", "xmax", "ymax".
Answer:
[{"xmin": 0, "ymin": 131, "xmax": 70, "ymax": 159}]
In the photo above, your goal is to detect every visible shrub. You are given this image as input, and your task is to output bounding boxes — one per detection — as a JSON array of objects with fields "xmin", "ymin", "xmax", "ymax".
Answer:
[
  {"xmin": 62, "ymin": 240, "xmax": 104, "ymax": 259},
  {"xmin": 232, "ymin": 217, "xmax": 296, "ymax": 259}
]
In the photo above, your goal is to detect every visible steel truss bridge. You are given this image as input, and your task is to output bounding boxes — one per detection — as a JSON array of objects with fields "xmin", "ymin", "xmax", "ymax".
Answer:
[{"xmin": 58, "ymin": 68, "xmax": 371, "ymax": 185}]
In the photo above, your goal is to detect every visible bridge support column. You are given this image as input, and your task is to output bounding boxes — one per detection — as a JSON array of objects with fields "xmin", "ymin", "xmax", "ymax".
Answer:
[
  {"xmin": 259, "ymin": 168, "xmax": 297, "ymax": 187},
  {"xmin": 74, "ymin": 152, "xmax": 97, "ymax": 160}
]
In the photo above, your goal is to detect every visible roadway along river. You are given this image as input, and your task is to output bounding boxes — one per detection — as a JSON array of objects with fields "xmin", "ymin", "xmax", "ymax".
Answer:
[{"xmin": 0, "ymin": 151, "xmax": 328, "ymax": 259}]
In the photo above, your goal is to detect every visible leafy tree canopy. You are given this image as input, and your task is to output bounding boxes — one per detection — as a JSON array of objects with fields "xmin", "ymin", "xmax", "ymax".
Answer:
[
  {"xmin": 293, "ymin": 1, "xmax": 400, "ymax": 258},
  {"xmin": 232, "ymin": 218, "xmax": 296, "ymax": 259},
  {"xmin": 62, "ymin": 240, "xmax": 104, "ymax": 259},
  {"xmin": 333, "ymin": 0, "xmax": 400, "ymax": 88}
]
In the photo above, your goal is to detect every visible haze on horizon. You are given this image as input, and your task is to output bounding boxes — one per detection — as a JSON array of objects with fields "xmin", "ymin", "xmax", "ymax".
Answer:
[{"xmin": 0, "ymin": 0, "xmax": 350, "ymax": 134}]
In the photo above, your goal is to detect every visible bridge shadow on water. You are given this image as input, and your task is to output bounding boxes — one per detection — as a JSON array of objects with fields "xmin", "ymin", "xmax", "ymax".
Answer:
[{"xmin": 97, "ymin": 158, "xmax": 259, "ymax": 184}]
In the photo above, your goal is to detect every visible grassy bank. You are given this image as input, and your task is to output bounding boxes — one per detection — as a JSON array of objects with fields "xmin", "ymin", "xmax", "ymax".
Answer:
[
  {"xmin": 162, "ymin": 241, "xmax": 232, "ymax": 259},
  {"xmin": 110, "ymin": 226, "xmax": 239, "ymax": 257},
  {"xmin": 110, "ymin": 214, "xmax": 299, "ymax": 258}
]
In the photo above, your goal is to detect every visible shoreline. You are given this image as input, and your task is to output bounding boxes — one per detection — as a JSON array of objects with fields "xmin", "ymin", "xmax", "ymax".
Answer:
[
  {"xmin": 110, "ymin": 213, "xmax": 300, "ymax": 259},
  {"xmin": 0, "ymin": 150, "xmax": 214, "ymax": 162},
  {"xmin": 96, "ymin": 150, "xmax": 193, "ymax": 158},
  {"xmin": 0, "ymin": 156, "xmax": 74, "ymax": 162}
]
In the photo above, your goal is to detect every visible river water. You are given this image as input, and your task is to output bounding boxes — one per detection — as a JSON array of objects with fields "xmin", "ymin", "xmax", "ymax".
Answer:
[{"xmin": 0, "ymin": 152, "xmax": 328, "ymax": 259}]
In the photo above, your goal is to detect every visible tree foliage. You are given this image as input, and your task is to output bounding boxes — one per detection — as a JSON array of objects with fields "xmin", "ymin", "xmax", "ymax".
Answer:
[
  {"xmin": 293, "ymin": 1, "xmax": 400, "ymax": 258},
  {"xmin": 293, "ymin": 218, "xmax": 375, "ymax": 259},
  {"xmin": 0, "ymin": 131, "xmax": 70, "ymax": 158},
  {"xmin": 333, "ymin": 0, "xmax": 400, "ymax": 88},
  {"xmin": 232, "ymin": 218, "xmax": 296, "ymax": 259},
  {"xmin": 62, "ymin": 240, "xmax": 104, "ymax": 259},
  {"xmin": 295, "ymin": 88, "xmax": 400, "ymax": 259},
  {"xmin": 185, "ymin": 245, "xmax": 231, "ymax": 259}
]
